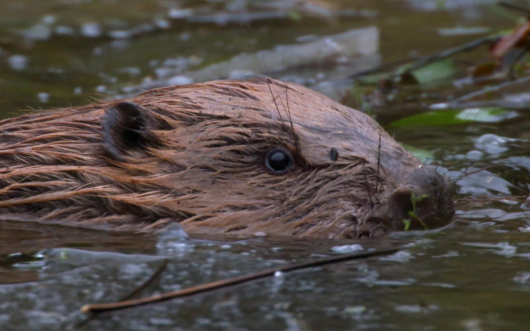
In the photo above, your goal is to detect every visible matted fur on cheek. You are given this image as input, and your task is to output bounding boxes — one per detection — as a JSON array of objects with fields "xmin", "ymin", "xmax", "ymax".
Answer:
[{"xmin": 177, "ymin": 165, "xmax": 371, "ymax": 237}]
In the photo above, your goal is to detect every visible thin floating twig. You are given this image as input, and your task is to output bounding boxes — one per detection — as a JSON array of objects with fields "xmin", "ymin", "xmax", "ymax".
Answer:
[
  {"xmin": 350, "ymin": 35, "xmax": 499, "ymax": 85},
  {"xmin": 81, "ymin": 248, "xmax": 398, "ymax": 314},
  {"xmin": 77, "ymin": 259, "xmax": 169, "ymax": 327},
  {"xmin": 498, "ymin": 1, "xmax": 530, "ymax": 14},
  {"xmin": 120, "ymin": 259, "xmax": 169, "ymax": 301},
  {"xmin": 390, "ymin": 35, "xmax": 501, "ymax": 80},
  {"xmin": 349, "ymin": 57, "xmax": 419, "ymax": 79},
  {"xmin": 431, "ymin": 75, "xmax": 530, "ymax": 110}
]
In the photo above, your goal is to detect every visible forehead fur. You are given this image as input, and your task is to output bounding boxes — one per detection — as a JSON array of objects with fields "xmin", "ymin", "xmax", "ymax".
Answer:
[{"xmin": 137, "ymin": 78, "xmax": 418, "ymax": 170}]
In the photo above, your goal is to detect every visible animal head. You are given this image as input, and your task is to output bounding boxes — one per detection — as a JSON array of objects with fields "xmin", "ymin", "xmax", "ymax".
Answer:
[{"xmin": 0, "ymin": 78, "xmax": 454, "ymax": 238}]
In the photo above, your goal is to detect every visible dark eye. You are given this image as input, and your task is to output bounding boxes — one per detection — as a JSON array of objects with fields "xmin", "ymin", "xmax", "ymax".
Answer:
[{"xmin": 265, "ymin": 148, "xmax": 293, "ymax": 175}]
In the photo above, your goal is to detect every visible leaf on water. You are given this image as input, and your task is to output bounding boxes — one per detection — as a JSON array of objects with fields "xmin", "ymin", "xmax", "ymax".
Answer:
[
  {"xmin": 359, "ymin": 59, "xmax": 458, "ymax": 87},
  {"xmin": 408, "ymin": 59, "xmax": 457, "ymax": 85},
  {"xmin": 390, "ymin": 110, "xmax": 467, "ymax": 127},
  {"xmin": 356, "ymin": 72, "xmax": 389, "ymax": 85},
  {"xmin": 390, "ymin": 107, "xmax": 518, "ymax": 128},
  {"xmin": 400, "ymin": 144, "xmax": 434, "ymax": 164},
  {"xmin": 455, "ymin": 108, "xmax": 519, "ymax": 122}
]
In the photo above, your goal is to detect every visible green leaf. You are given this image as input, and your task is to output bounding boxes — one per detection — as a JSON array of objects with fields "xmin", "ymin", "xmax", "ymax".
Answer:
[
  {"xmin": 403, "ymin": 219, "xmax": 411, "ymax": 231},
  {"xmin": 400, "ymin": 144, "xmax": 435, "ymax": 164},
  {"xmin": 410, "ymin": 59, "xmax": 456, "ymax": 85},
  {"xmin": 288, "ymin": 11, "xmax": 303, "ymax": 21},
  {"xmin": 390, "ymin": 110, "xmax": 466, "ymax": 128},
  {"xmin": 455, "ymin": 108, "xmax": 518, "ymax": 123}
]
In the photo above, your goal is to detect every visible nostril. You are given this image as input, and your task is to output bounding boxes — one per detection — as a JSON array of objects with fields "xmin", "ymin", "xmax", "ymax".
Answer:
[
  {"xmin": 392, "ymin": 187, "xmax": 414, "ymax": 216},
  {"xmin": 358, "ymin": 231, "xmax": 371, "ymax": 238}
]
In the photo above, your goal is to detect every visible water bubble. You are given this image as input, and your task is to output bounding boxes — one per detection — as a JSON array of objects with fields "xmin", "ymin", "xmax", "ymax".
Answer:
[
  {"xmin": 380, "ymin": 250, "xmax": 413, "ymax": 262},
  {"xmin": 118, "ymin": 67, "xmax": 141, "ymax": 76},
  {"xmin": 8, "ymin": 55, "xmax": 28, "ymax": 71},
  {"xmin": 254, "ymin": 232, "xmax": 267, "ymax": 237},
  {"xmin": 37, "ymin": 93, "xmax": 49, "ymax": 103},
  {"xmin": 463, "ymin": 242, "xmax": 517, "ymax": 257},
  {"xmin": 168, "ymin": 9, "xmax": 193, "ymax": 19},
  {"xmin": 331, "ymin": 244, "xmax": 363, "ymax": 254},
  {"xmin": 168, "ymin": 75, "xmax": 193, "ymax": 86},
  {"xmin": 81, "ymin": 23, "xmax": 102, "ymax": 38},
  {"xmin": 180, "ymin": 32, "xmax": 191, "ymax": 41},
  {"xmin": 155, "ymin": 19, "xmax": 170, "ymax": 29},
  {"xmin": 465, "ymin": 150, "xmax": 483, "ymax": 161},
  {"xmin": 55, "ymin": 26, "xmax": 75, "ymax": 36},
  {"xmin": 109, "ymin": 30, "xmax": 131, "ymax": 39},
  {"xmin": 149, "ymin": 318, "xmax": 173, "ymax": 326},
  {"xmin": 158, "ymin": 223, "xmax": 189, "ymax": 241},
  {"xmin": 156, "ymin": 223, "xmax": 193, "ymax": 256},
  {"xmin": 149, "ymin": 60, "xmax": 160, "ymax": 67},
  {"xmin": 229, "ymin": 70, "xmax": 255, "ymax": 79},
  {"xmin": 95, "ymin": 85, "xmax": 107, "ymax": 93},
  {"xmin": 343, "ymin": 306, "xmax": 366, "ymax": 314},
  {"xmin": 74, "ymin": 87, "xmax": 83, "ymax": 94},
  {"xmin": 226, "ymin": 0, "xmax": 247, "ymax": 11},
  {"xmin": 474, "ymin": 134, "xmax": 514, "ymax": 155},
  {"xmin": 22, "ymin": 24, "xmax": 52, "ymax": 41},
  {"xmin": 395, "ymin": 304, "xmax": 438, "ymax": 313},
  {"xmin": 42, "ymin": 15, "xmax": 56, "ymax": 25}
]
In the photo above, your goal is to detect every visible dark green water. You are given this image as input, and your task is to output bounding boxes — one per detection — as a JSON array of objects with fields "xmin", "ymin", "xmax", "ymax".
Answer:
[{"xmin": 2, "ymin": 1, "xmax": 530, "ymax": 330}]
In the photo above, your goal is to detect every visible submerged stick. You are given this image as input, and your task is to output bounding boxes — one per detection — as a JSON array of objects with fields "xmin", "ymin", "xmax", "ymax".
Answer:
[{"xmin": 81, "ymin": 248, "xmax": 398, "ymax": 314}]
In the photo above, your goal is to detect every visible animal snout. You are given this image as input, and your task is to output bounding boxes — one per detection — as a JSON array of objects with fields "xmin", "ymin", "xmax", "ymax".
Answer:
[
  {"xmin": 358, "ymin": 166, "xmax": 455, "ymax": 237},
  {"xmin": 391, "ymin": 166, "xmax": 455, "ymax": 230}
]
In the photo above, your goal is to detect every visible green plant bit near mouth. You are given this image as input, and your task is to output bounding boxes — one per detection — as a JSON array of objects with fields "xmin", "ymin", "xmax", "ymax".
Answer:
[{"xmin": 403, "ymin": 192, "xmax": 429, "ymax": 230}]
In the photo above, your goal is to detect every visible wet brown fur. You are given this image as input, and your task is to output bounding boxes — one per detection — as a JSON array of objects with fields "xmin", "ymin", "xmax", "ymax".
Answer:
[{"xmin": 0, "ymin": 78, "xmax": 454, "ymax": 238}]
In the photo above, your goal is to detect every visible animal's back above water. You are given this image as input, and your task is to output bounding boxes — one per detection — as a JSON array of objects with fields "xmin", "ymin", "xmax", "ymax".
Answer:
[{"xmin": 0, "ymin": 78, "xmax": 454, "ymax": 239}]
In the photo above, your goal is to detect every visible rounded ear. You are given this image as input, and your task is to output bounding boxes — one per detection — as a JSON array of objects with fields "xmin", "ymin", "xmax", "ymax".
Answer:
[{"xmin": 101, "ymin": 102, "xmax": 170, "ymax": 160}]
